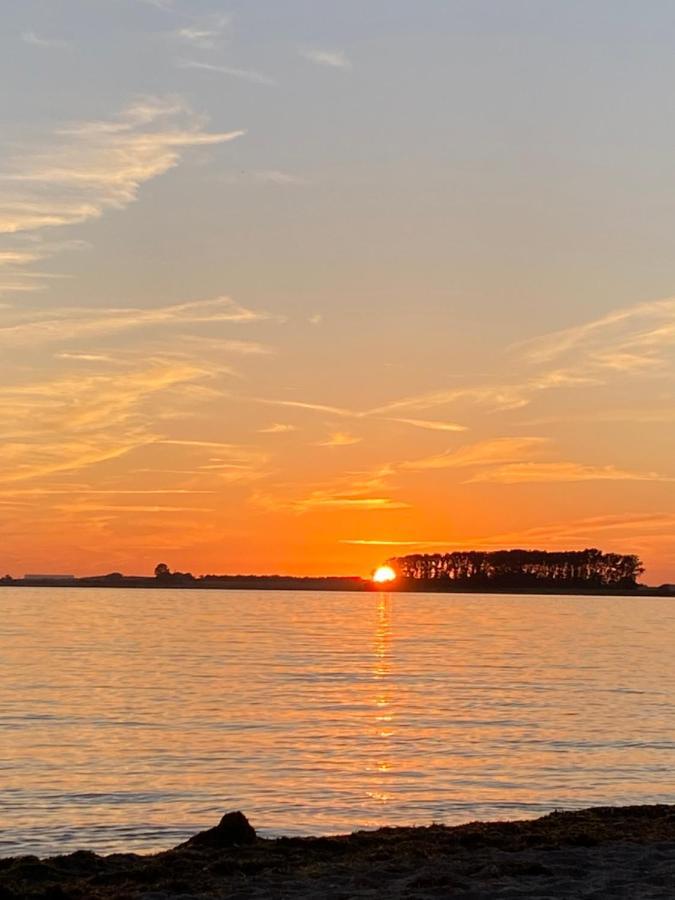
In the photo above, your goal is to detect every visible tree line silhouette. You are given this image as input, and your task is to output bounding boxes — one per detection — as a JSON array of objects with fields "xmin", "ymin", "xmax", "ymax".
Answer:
[{"xmin": 387, "ymin": 549, "xmax": 644, "ymax": 589}]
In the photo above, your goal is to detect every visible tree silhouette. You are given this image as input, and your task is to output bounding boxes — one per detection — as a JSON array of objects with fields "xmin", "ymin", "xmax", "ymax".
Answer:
[{"xmin": 387, "ymin": 549, "xmax": 644, "ymax": 589}]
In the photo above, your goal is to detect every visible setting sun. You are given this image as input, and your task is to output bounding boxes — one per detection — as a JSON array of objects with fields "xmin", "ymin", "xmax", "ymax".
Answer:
[{"xmin": 372, "ymin": 565, "xmax": 397, "ymax": 584}]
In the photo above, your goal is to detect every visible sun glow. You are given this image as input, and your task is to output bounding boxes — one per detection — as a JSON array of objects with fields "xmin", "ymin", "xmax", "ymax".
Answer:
[{"xmin": 372, "ymin": 565, "xmax": 396, "ymax": 584}]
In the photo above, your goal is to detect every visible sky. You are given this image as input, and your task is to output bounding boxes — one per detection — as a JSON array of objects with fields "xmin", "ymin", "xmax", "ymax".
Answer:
[{"xmin": 1, "ymin": 0, "xmax": 675, "ymax": 581}]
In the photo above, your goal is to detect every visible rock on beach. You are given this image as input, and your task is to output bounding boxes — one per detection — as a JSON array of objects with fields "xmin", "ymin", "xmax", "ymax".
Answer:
[{"xmin": 180, "ymin": 811, "xmax": 257, "ymax": 849}]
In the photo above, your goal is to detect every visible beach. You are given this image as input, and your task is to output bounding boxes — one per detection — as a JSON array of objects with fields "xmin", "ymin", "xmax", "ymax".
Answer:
[{"xmin": 3, "ymin": 805, "xmax": 675, "ymax": 899}]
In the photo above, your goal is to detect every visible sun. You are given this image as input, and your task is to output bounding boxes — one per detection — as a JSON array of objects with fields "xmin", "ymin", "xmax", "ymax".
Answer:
[{"xmin": 372, "ymin": 565, "xmax": 397, "ymax": 584}]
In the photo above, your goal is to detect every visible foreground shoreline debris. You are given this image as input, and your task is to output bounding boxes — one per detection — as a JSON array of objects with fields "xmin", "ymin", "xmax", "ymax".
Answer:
[{"xmin": 3, "ymin": 805, "xmax": 675, "ymax": 898}]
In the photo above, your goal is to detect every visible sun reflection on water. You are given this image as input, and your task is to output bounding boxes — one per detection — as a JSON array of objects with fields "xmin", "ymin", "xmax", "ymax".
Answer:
[{"xmin": 367, "ymin": 593, "xmax": 394, "ymax": 804}]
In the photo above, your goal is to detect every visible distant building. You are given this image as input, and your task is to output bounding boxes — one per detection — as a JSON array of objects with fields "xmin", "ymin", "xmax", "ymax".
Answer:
[{"xmin": 24, "ymin": 574, "xmax": 76, "ymax": 582}]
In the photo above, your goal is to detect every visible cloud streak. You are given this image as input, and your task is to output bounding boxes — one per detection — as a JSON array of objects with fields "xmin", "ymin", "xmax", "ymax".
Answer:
[
  {"xmin": 371, "ymin": 385, "xmax": 531, "ymax": 416},
  {"xmin": 252, "ymin": 464, "xmax": 406, "ymax": 514},
  {"xmin": 259, "ymin": 423, "xmax": 296, "ymax": 434},
  {"xmin": 301, "ymin": 49, "xmax": 352, "ymax": 69},
  {"xmin": 466, "ymin": 461, "xmax": 671, "ymax": 484},
  {"xmin": 316, "ymin": 431, "xmax": 362, "ymax": 447},
  {"xmin": 389, "ymin": 417, "xmax": 468, "ymax": 433},
  {"xmin": 255, "ymin": 490, "xmax": 409, "ymax": 513},
  {"xmin": 0, "ymin": 98, "xmax": 244, "ymax": 236},
  {"xmin": 172, "ymin": 14, "xmax": 231, "ymax": 49},
  {"xmin": 177, "ymin": 60, "xmax": 276, "ymax": 86},
  {"xmin": 402, "ymin": 437, "xmax": 549, "ymax": 471},
  {"xmin": 368, "ymin": 296, "xmax": 675, "ymax": 427},
  {"xmin": 517, "ymin": 297, "xmax": 675, "ymax": 375},
  {"xmin": 0, "ymin": 238, "xmax": 86, "ymax": 296},
  {"xmin": 341, "ymin": 513, "xmax": 675, "ymax": 555},
  {"xmin": 399, "ymin": 435, "xmax": 672, "ymax": 484},
  {"xmin": 251, "ymin": 397, "xmax": 356, "ymax": 417},
  {"xmin": 0, "ymin": 297, "xmax": 270, "ymax": 347}
]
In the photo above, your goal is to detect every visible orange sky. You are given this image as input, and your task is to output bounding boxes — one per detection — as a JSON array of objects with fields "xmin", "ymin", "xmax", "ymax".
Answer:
[{"xmin": 2, "ymin": 2, "xmax": 675, "ymax": 583}]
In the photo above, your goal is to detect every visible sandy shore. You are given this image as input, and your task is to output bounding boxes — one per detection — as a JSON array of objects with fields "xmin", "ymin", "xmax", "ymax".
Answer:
[{"xmin": 2, "ymin": 806, "xmax": 675, "ymax": 898}]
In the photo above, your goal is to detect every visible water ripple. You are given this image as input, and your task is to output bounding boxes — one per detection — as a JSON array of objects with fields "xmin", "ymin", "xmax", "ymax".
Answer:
[{"xmin": 2, "ymin": 588, "xmax": 675, "ymax": 856}]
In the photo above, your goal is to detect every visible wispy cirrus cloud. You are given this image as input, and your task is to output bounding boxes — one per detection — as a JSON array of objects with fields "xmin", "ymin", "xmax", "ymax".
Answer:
[
  {"xmin": 0, "ymin": 97, "xmax": 244, "ymax": 237},
  {"xmin": 367, "ymin": 296, "xmax": 675, "ymax": 426},
  {"xmin": 157, "ymin": 439, "xmax": 254, "ymax": 450},
  {"xmin": 301, "ymin": 495, "xmax": 408, "ymax": 510},
  {"xmin": 0, "ymin": 98, "xmax": 243, "ymax": 301},
  {"xmin": 301, "ymin": 49, "xmax": 352, "ymax": 70},
  {"xmin": 0, "ymin": 279, "xmax": 49, "ymax": 295},
  {"xmin": 251, "ymin": 397, "xmax": 356, "ymax": 417},
  {"xmin": 55, "ymin": 502, "xmax": 213, "ymax": 514},
  {"xmin": 316, "ymin": 431, "xmax": 362, "ymax": 447},
  {"xmin": 400, "ymin": 435, "xmax": 672, "ymax": 484},
  {"xmin": 0, "ymin": 250, "xmax": 41, "ymax": 266},
  {"xmin": 450, "ymin": 513, "xmax": 675, "ymax": 559},
  {"xmin": 252, "ymin": 464, "xmax": 405, "ymax": 514},
  {"xmin": 177, "ymin": 59, "xmax": 277, "ymax": 86},
  {"xmin": 517, "ymin": 297, "xmax": 675, "ymax": 374},
  {"xmin": 0, "ymin": 485, "xmax": 214, "ymax": 497},
  {"xmin": 259, "ymin": 423, "xmax": 296, "ymax": 434},
  {"xmin": 155, "ymin": 441, "xmax": 269, "ymax": 483},
  {"xmin": 466, "ymin": 461, "xmax": 671, "ymax": 484},
  {"xmin": 341, "ymin": 513, "xmax": 675, "ymax": 554},
  {"xmin": 1, "ymin": 362, "xmax": 206, "ymax": 434},
  {"xmin": 254, "ymin": 490, "xmax": 409, "ymax": 513},
  {"xmin": 402, "ymin": 436, "xmax": 549, "ymax": 471},
  {"xmin": 177, "ymin": 335, "xmax": 276, "ymax": 359},
  {"xmin": 523, "ymin": 406, "xmax": 675, "ymax": 426},
  {"xmin": 55, "ymin": 352, "xmax": 115, "ymax": 363},
  {"xmin": 245, "ymin": 393, "xmax": 472, "ymax": 448},
  {"xmin": 172, "ymin": 14, "xmax": 231, "ymax": 49},
  {"xmin": 370, "ymin": 384, "xmax": 531, "ymax": 416},
  {"xmin": 250, "ymin": 395, "xmax": 470, "ymax": 433},
  {"xmin": 0, "ymin": 238, "xmax": 86, "ymax": 296},
  {"xmin": 0, "ymin": 353, "xmax": 271, "ymax": 488},
  {"xmin": 0, "ymin": 296, "xmax": 270, "ymax": 347},
  {"xmin": 501, "ymin": 512, "xmax": 675, "ymax": 543},
  {"xmin": 250, "ymin": 392, "xmax": 471, "ymax": 434},
  {"xmin": 389, "ymin": 417, "xmax": 468, "ymax": 433}
]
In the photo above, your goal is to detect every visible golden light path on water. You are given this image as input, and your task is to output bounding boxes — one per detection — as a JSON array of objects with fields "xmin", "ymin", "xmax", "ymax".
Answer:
[
  {"xmin": 2, "ymin": 587, "xmax": 675, "ymax": 857},
  {"xmin": 368, "ymin": 594, "xmax": 394, "ymax": 805}
]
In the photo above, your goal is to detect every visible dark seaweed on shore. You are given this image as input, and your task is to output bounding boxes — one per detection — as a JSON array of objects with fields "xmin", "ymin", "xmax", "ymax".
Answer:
[{"xmin": 3, "ymin": 806, "xmax": 675, "ymax": 899}]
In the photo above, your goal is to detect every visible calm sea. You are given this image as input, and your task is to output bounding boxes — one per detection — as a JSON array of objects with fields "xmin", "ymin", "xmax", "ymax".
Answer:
[{"xmin": 2, "ymin": 587, "xmax": 675, "ymax": 857}]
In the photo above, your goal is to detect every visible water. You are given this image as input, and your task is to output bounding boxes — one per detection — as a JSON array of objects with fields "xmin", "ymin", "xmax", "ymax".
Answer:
[{"xmin": 2, "ymin": 587, "xmax": 675, "ymax": 858}]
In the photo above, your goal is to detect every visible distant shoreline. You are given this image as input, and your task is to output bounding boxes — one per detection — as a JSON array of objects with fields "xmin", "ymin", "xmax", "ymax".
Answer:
[{"xmin": 1, "ymin": 577, "xmax": 671, "ymax": 596}]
